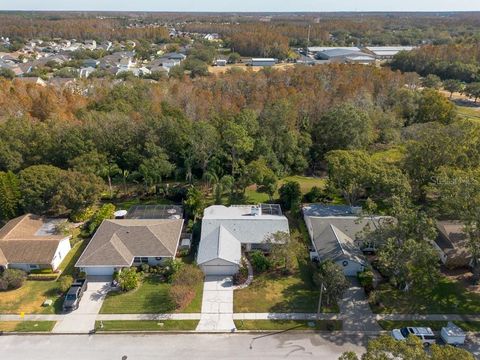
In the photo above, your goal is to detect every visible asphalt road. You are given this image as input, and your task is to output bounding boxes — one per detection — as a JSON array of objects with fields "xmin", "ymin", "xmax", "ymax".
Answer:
[{"xmin": 0, "ymin": 333, "xmax": 368, "ymax": 360}]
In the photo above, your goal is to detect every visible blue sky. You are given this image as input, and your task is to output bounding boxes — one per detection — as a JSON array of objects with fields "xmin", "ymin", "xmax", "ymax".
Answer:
[{"xmin": 0, "ymin": 0, "xmax": 478, "ymax": 12}]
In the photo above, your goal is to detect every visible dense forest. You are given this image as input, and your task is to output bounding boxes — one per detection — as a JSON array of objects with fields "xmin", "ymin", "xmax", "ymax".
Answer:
[{"xmin": 0, "ymin": 62, "xmax": 470, "ymax": 222}]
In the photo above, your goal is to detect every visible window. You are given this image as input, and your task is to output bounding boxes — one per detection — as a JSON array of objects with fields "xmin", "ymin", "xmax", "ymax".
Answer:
[
  {"xmin": 133, "ymin": 257, "xmax": 141, "ymax": 263},
  {"xmin": 134, "ymin": 257, "xmax": 148, "ymax": 264},
  {"xmin": 141, "ymin": 257, "xmax": 148, "ymax": 263},
  {"xmin": 155, "ymin": 257, "xmax": 163, "ymax": 261},
  {"xmin": 29, "ymin": 264, "xmax": 39, "ymax": 269}
]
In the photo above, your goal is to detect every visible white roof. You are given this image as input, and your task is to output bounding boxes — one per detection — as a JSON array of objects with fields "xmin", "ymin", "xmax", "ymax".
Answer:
[
  {"xmin": 197, "ymin": 205, "xmax": 290, "ymax": 265},
  {"xmin": 365, "ymin": 46, "xmax": 415, "ymax": 56},
  {"xmin": 197, "ymin": 225, "xmax": 241, "ymax": 265},
  {"xmin": 442, "ymin": 322, "xmax": 465, "ymax": 337},
  {"xmin": 308, "ymin": 47, "xmax": 360, "ymax": 53},
  {"xmin": 251, "ymin": 58, "xmax": 277, "ymax": 62}
]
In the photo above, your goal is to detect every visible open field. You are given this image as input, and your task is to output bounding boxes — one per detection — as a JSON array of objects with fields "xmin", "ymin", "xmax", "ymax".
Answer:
[
  {"xmin": 457, "ymin": 105, "xmax": 480, "ymax": 122},
  {"xmin": 100, "ymin": 275, "xmax": 203, "ymax": 314}
]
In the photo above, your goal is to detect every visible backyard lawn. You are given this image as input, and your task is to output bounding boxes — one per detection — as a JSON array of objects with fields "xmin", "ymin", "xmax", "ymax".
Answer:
[
  {"xmin": 100, "ymin": 275, "xmax": 203, "ymax": 314},
  {"xmin": 372, "ymin": 278, "xmax": 480, "ymax": 314},
  {"xmin": 456, "ymin": 105, "xmax": 480, "ymax": 122},
  {"xmin": 234, "ymin": 270, "xmax": 337, "ymax": 313},
  {"xmin": 0, "ymin": 321, "xmax": 56, "ymax": 332},
  {"xmin": 234, "ymin": 320, "xmax": 342, "ymax": 331},
  {"xmin": 245, "ymin": 176, "xmax": 327, "ymax": 204},
  {"xmin": 95, "ymin": 320, "xmax": 198, "ymax": 331}
]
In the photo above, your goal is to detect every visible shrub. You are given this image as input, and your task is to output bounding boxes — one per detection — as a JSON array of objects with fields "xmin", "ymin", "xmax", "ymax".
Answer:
[
  {"xmin": 140, "ymin": 264, "xmax": 150, "ymax": 273},
  {"xmin": 86, "ymin": 203, "xmax": 116, "ymax": 235},
  {"xmin": 162, "ymin": 259, "xmax": 183, "ymax": 282},
  {"xmin": 278, "ymin": 181, "xmax": 302, "ymax": 212},
  {"xmin": 59, "ymin": 275, "xmax": 74, "ymax": 293},
  {"xmin": 27, "ymin": 274, "xmax": 59, "ymax": 281},
  {"xmin": 0, "ymin": 278, "xmax": 8, "ymax": 291},
  {"xmin": 116, "ymin": 268, "xmax": 139, "ymax": 291},
  {"xmin": 172, "ymin": 264, "xmax": 203, "ymax": 288},
  {"xmin": 250, "ymin": 250, "xmax": 271, "ymax": 273},
  {"xmin": 1, "ymin": 269, "xmax": 27, "ymax": 290},
  {"xmin": 169, "ymin": 284, "xmax": 195, "ymax": 310},
  {"xmin": 358, "ymin": 270, "xmax": 374, "ymax": 293},
  {"xmin": 303, "ymin": 186, "xmax": 325, "ymax": 203}
]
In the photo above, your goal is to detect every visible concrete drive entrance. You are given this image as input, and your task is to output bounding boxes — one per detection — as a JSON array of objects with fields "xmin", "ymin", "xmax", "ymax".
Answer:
[
  {"xmin": 52, "ymin": 277, "xmax": 111, "ymax": 333},
  {"xmin": 196, "ymin": 276, "xmax": 236, "ymax": 332}
]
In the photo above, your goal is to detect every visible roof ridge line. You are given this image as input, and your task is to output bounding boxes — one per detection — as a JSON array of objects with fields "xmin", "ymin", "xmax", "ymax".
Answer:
[
  {"xmin": 1, "ymin": 214, "xmax": 29, "ymax": 240},
  {"xmin": 330, "ymin": 224, "xmax": 347, "ymax": 256}
]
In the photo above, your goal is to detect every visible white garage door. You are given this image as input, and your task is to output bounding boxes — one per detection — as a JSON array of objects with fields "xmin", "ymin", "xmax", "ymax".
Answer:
[
  {"xmin": 83, "ymin": 267, "xmax": 115, "ymax": 276},
  {"xmin": 202, "ymin": 265, "xmax": 237, "ymax": 276}
]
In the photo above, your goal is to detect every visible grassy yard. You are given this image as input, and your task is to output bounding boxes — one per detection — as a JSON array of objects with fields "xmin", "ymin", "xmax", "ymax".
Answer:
[
  {"xmin": 95, "ymin": 320, "xmax": 198, "ymax": 331},
  {"xmin": 100, "ymin": 275, "xmax": 203, "ymax": 314},
  {"xmin": 378, "ymin": 320, "xmax": 448, "ymax": 331},
  {"xmin": 58, "ymin": 239, "xmax": 87, "ymax": 276},
  {"xmin": 372, "ymin": 278, "xmax": 480, "ymax": 314},
  {"xmin": 234, "ymin": 270, "xmax": 337, "ymax": 313},
  {"xmin": 457, "ymin": 105, "xmax": 480, "ymax": 122},
  {"xmin": 234, "ymin": 320, "xmax": 342, "ymax": 331},
  {"xmin": 245, "ymin": 176, "xmax": 327, "ymax": 204},
  {"xmin": 0, "ymin": 321, "xmax": 56, "ymax": 332}
]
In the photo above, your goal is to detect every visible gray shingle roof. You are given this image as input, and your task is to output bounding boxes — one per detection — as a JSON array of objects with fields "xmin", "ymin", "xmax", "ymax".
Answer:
[
  {"xmin": 75, "ymin": 219, "xmax": 183, "ymax": 267},
  {"xmin": 197, "ymin": 225, "xmax": 241, "ymax": 265}
]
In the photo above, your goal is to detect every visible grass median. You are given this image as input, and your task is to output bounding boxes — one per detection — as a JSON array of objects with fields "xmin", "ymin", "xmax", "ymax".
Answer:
[
  {"xmin": 234, "ymin": 320, "xmax": 342, "ymax": 331},
  {"xmin": 94, "ymin": 320, "xmax": 199, "ymax": 331},
  {"xmin": 0, "ymin": 321, "xmax": 56, "ymax": 332}
]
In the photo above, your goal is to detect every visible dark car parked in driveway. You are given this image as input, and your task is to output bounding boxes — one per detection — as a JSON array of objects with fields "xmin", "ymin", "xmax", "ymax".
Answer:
[{"xmin": 62, "ymin": 279, "xmax": 88, "ymax": 312}]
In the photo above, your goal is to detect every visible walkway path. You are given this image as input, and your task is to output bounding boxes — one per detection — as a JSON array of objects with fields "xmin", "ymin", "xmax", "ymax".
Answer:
[
  {"xmin": 232, "ymin": 257, "xmax": 253, "ymax": 290},
  {"xmin": 196, "ymin": 276, "xmax": 236, "ymax": 332},
  {"xmin": 52, "ymin": 278, "xmax": 111, "ymax": 334},
  {"xmin": 338, "ymin": 279, "xmax": 381, "ymax": 332}
]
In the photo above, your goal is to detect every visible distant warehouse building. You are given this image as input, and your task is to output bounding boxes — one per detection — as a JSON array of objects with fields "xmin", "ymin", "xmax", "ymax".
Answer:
[
  {"xmin": 315, "ymin": 49, "xmax": 376, "ymax": 65},
  {"xmin": 364, "ymin": 46, "xmax": 415, "ymax": 60},
  {"xmin": 249, "ymin": 58, "xmax": 277, "ymax": 67}
]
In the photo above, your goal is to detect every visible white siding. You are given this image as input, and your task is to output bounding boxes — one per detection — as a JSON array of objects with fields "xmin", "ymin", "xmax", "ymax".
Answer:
[
  {"xmin": 336, "ymin": 260, "xmax": 364, "ymax": 276},
  {"xmin": 51, "ymin": 238, "xmax": 72, "ymax": 270},
  {"xmin": 200, "ymin": 258, "xmax": 239, "ymax": 276},
  {"xmin": 82, "ymin": 267, "xmax": 116, "ymax": 276}
]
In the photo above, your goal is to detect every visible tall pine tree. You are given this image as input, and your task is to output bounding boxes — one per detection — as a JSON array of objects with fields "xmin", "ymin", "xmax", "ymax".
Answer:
[{"xmin": 0, "ymin": 171, "xmax": 20, "ymax": 221}]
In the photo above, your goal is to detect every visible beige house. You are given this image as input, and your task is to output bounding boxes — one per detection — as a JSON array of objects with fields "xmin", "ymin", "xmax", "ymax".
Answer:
[
  {"xmin": 433, "ymin": 221, "xmax": 471, "ymax": 268},
  {"xmin": 0, "ymin": 214, "xmax": 72, "ymax": 272},
  {"xmin": 76, "ymin": 219, "xmax": 183, "ymax": 276}
]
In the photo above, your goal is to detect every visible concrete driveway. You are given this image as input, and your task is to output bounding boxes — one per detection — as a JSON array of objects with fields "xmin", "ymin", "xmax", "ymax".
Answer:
[
  {"xmin": 196, "ymin": 276, "xmax": 236, "ymax": 332},
  {"xmin": 52, "ymin": 277, "xmax": 112, "ymax": 334}
]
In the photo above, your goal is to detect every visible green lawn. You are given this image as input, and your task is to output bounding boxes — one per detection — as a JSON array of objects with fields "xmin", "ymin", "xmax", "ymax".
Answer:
[
  {"xmin": 0, "ymin": 321, "xmax": 56, "ymax": 332},
  {"xmin": 100, "ymin": 276, "xmax": 203, "ymax": 314},
  {"xmin": 234, "ymin": 270, "xmax": 337, "ymax": 313},
  {"xmin": 58, "ymin": 239, "xmax": 88, "ymax": 276},
  {"xmin": 0, "ymin": 280, "xmax": 63, "ymax": 314},
  {"xmin": 457, "ymin": 105, "xmax": 480, "ymax": 122},
  {"xmin": 245, "ymin": 175, "xmax": 327, "ymax": 204},
  {"xmin": 371, "ymin": 146, "xmax": 406, "ymax": 165},
  {"xmin": 378, "ymin": 320, "xmax": 448, "ymax": 331},
  {"xmin": 372, "ymin": 278, "xmax": 480, "ymax": 314},
  {"xmin": 234, "ymin": 320, "xmax": 342, "ymax": 331},
  {"xmin": 95, "ymin": 320, "xmax": 198, "ymax": 331}
]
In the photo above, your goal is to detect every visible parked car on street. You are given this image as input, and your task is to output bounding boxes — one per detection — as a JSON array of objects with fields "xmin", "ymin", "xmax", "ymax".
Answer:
[
  {"xmin": 392, "ymin": 327, "xmax": 436, "ymax": 346},
  {"xmin": 62, "ymin": 278, "xmax": 88, "ymax": 312},
  {"xmin": 441, "ymin": 322, "xmax": 466, "ymax": 346}
]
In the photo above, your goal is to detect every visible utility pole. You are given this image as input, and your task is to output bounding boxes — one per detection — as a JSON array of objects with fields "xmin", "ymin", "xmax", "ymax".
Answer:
[
  {"xmin": 316, "ymin": 282, "xmax": 326, "ymax": 321},
  {"xmin": 306, "ymin": 24, "xmax": 311, "ymax": 54}
]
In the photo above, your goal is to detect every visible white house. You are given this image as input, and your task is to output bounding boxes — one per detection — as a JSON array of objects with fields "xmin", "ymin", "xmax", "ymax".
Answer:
[
  {"xmin": 0, "ymin": 214, "xmax": 72, "ymax": 272},
  {"xmin": 303, "ymin": 204, "xmax": 390, "ymax": 276},
  {"xmin": 250, "ymin": 58, "xmax": 277, "ymax": 67},
  {"xmin": 197, "ymin": 204, "xmax": 290, "ymax": 276}
]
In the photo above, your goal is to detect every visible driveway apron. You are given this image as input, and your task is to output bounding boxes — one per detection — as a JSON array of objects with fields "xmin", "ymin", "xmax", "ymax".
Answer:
[
  {"xmin": 52, "ymin": 277, "xmax": 111, "ymax": 333},
  {"xmin": 196, "ymin": 276, "xmax": 236, "ymax": 332}
]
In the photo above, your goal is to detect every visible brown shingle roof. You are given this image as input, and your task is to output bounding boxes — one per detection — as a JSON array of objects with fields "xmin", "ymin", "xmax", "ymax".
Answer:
[
  {"xmin": 0, "ymin": 214, "xmax": 68, "ymax": 265},
  {"xmin": 75, "ymin": 219, "xmax": 183, "ymax": 267}
]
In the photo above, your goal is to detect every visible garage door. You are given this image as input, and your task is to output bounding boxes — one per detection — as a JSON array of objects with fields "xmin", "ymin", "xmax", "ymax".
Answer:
[
  {"xmin": 202, "ymin": 265, "xmax": 236, "ymax": 276},
  {"xmin": 83, "ymin": 267, "xmax": 115, "ymax": 276}
]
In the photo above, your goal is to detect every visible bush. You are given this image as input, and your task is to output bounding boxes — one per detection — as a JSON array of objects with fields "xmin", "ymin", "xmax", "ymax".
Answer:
[
  {"xmin": 358, "ymin": 270, "xmax": 374, "ymax": 293},
  {"xmin": 278, "ymin": 181, "xmax": 302, "ymax": 212},
  {"xmin": 140, "ymin": 264, "xmax": 150, "ymax": 273},
  {"xmin": 250, "ymin": 250, "xmax": 271, "ymax": 273},
  {"xmin": 116, "ymin": 268, "xmax": 139, "ymax": 291},
  {"xmin": 27, "ymin": 274, "xmax": 59, "ymax": 281},
  {"xmin": 172, "ymin": 264, "xmax": 203, "ymax": 288},
  {"xmin": 0, "ymin": 278, "xmax": 8, "ymax": 291},
  {"xmin": 162, "ymin": 259, "xmax": 183, "ymax": 282},
  {"xmin": 303, "ymin": 186, "xmax": 325, "ymax": 203},
  {"xmin": 1, "ymin": 269, "xmax": 27, "ymax": 290},
  {"xmin": 169, "ymin": 284, "xmax": 195, "ymax": 310},
  {"xmin": 59, "ymin": 275, "xmax": 73, "ymax": 293},
  {"xmin": 86, "ymin": 203, "xmax": 116, "ymax": 235}
]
